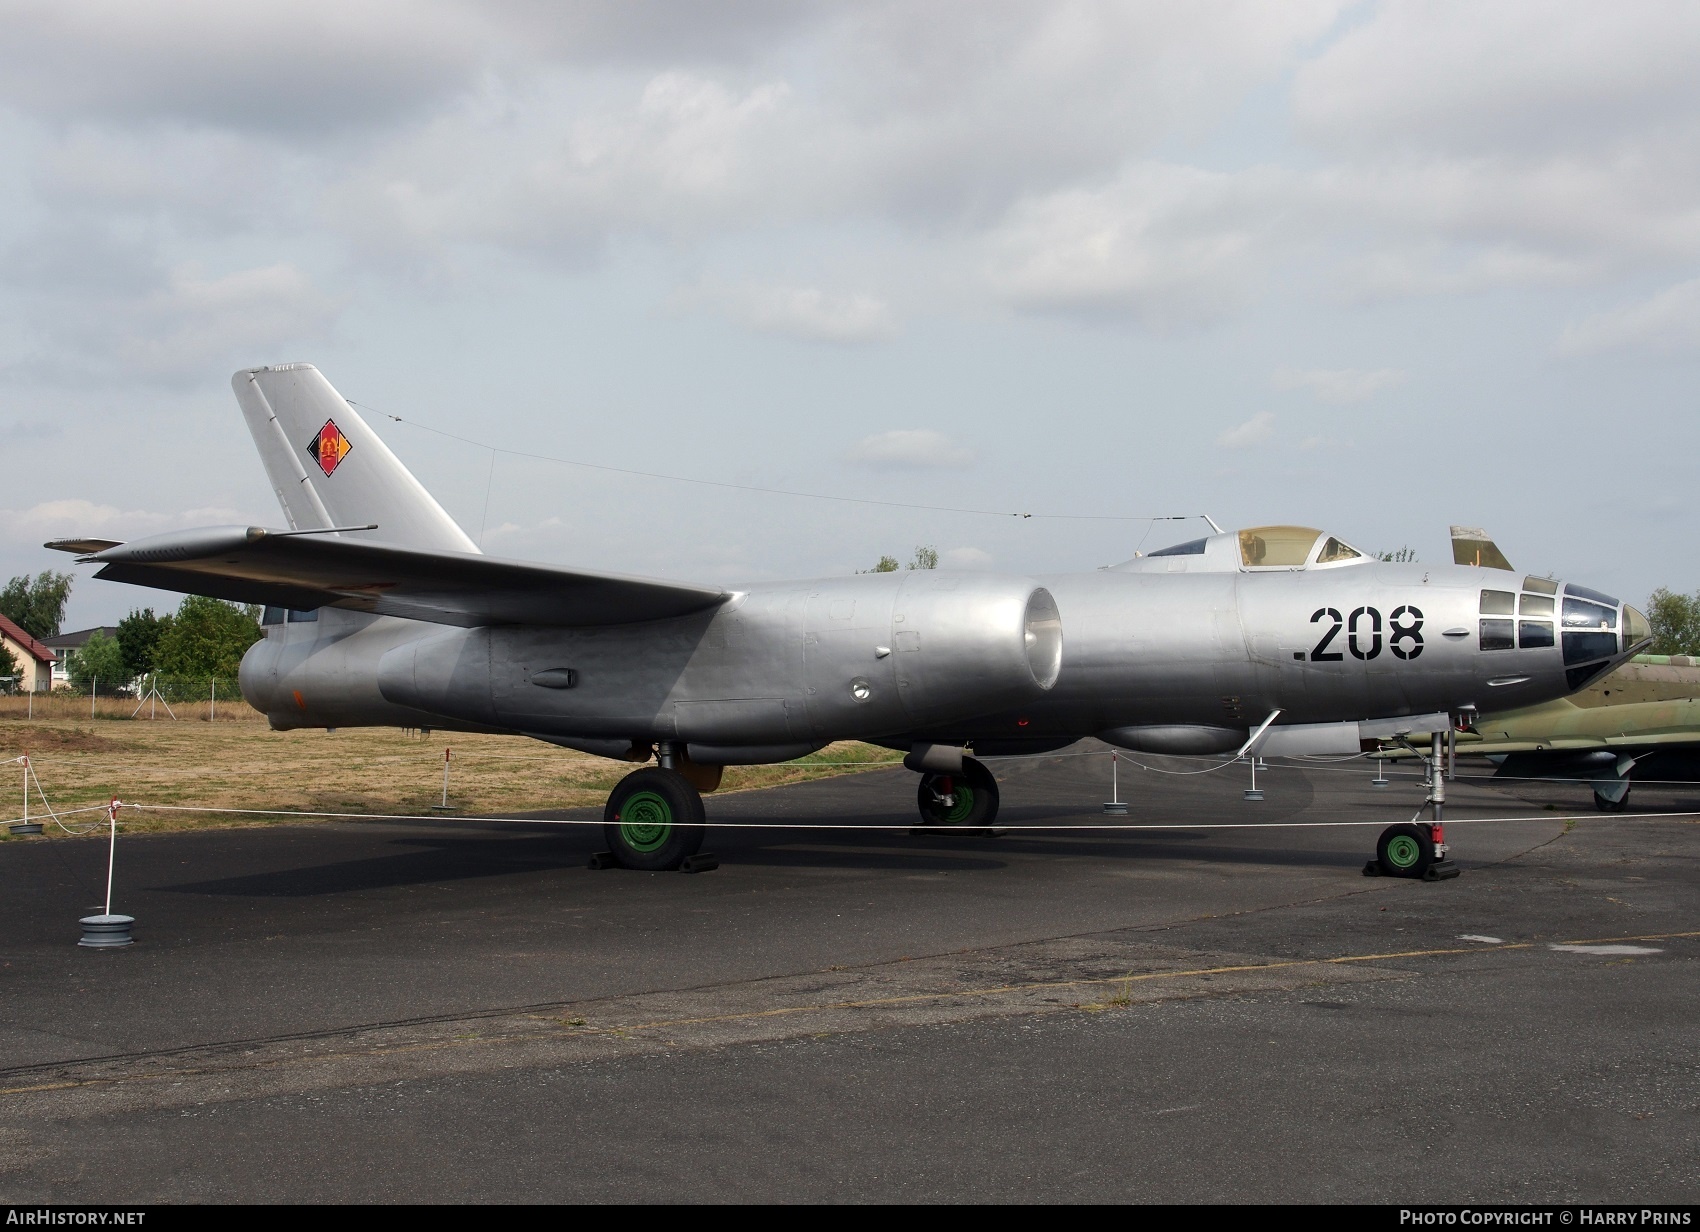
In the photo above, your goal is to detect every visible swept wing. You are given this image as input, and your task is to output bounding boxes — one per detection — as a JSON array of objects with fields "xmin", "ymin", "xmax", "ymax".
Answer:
[{"xmin": 48, "ymin": 527, "xmax": 729, "ymax": 628}]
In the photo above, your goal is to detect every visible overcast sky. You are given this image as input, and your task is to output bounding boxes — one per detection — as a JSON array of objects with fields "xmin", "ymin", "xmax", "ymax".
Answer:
[{"xmin": 2, "ymin": 1, "xmax": 1697, "ymax": 630}]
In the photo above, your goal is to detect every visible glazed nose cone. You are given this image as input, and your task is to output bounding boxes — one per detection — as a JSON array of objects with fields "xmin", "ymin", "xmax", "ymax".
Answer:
[{"xmin": 1623, "ymin": 604, "xmax": 1652, "ymax": 651}]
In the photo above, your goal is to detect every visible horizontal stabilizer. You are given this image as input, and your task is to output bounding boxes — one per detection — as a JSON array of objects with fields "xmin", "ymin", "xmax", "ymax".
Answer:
[
  {"xmin": 1450, "ymin": 525, "xmax": 1514, "ymax": 571},
  {"xmin": 53, "ymin": 527, "xmax": 729, "ymax": 628}
]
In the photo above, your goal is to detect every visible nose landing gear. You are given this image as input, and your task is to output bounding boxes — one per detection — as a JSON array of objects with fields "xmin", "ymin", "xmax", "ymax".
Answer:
[{"xmin": 1365, "ymin": 728, "xmax": 1461, "ymax": 880}]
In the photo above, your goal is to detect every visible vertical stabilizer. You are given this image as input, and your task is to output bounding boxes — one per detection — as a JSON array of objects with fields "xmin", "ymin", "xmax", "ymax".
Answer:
[
  {"xmin": 233, "ymin": 365, "xmax": 478, "ymax": 554},
  {"xmin": 1450, "ymin": 525, "xmax": 1513, "ymax": 571}
]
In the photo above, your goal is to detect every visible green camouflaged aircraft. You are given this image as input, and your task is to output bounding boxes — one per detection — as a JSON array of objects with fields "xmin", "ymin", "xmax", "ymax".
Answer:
[
  {"xmin": 1384, "ymin": 527, "xmax": 1699, "ymax": 811},
  {"xmin": 1442, "ymin": 653, "xmax": 1700, "ymax": 810}
]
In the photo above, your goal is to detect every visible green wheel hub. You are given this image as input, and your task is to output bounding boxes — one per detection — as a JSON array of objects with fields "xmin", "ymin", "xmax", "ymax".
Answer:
[
  {"xmin": 1384, "ymin": 833, "xmax": 1421, "ymax": 870},
  {"xmin": 618, "ymin": 790, "xmax": 674, "ymax": 852},
  {"xmin": 935, "ymin": 784, "xmax": 975, "ymax": 824}
]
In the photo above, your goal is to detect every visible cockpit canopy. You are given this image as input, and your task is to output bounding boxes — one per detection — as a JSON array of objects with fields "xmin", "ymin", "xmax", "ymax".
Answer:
[{"xmin": 1114, "ymin": 526, "xmax": 1370, "ymax": 574}]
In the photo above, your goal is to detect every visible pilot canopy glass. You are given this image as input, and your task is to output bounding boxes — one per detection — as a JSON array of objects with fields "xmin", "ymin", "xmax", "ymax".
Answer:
[{"xmin": 1236, "ymin": 527, "xmax": 1364, "ymax": 570}]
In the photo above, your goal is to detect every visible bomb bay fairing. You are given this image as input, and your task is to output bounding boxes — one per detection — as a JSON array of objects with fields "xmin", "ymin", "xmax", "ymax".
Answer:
[{"xmin": 48, "ymin": 365, "xmax": 1652, "ymax": 873}]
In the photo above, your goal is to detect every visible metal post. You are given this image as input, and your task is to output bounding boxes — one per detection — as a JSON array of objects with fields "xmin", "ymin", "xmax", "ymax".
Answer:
[
  {"xmin": 440, "ymin": 748, "xmax": 451, "ymax": 808},
  {"xmin": 78, "ymin": 798, "xmax": 133, "ymax": 948},
  {"xmin": 91, "ymin": 679, "xmax": 96, "ymax": 718},
  {"xmin": 1103, "ymin": 751, "xmax": 1128, "ymax": 814},
  {"xmin": 104, "ymin": 798, "xmax": 117, "ymax": 915},
  {"xmin": 1428, "ymin": 731, "xmax": 1446, "ymax": 825},
  {"xmin": 1244, "ymin": 755, "xmax": 1264, "ymax": 801}
]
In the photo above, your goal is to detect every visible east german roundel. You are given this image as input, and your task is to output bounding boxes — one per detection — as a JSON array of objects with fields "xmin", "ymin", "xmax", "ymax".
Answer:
[{"xmin": 307, "ymin": 419, "xmax": 352, "ymax": 477}]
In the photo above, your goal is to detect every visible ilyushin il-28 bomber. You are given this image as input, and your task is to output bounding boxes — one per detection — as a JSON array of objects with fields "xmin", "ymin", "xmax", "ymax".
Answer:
[{"xmin": 48, "ymin": 365, "xmax": 1652, "ymax": 876}]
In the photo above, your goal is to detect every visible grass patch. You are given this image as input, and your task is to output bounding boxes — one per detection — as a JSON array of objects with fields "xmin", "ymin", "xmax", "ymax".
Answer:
[{"xmin": 0, "ymin": 718, "xmax": 903, "ymax": 837}]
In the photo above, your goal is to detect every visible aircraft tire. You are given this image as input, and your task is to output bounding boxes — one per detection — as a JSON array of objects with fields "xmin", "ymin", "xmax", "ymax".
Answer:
[
  {"xmin": 1375, "ymin": 823, "xmax": 1435, "ymax": 879},
  {"xmin": 603, "ymin": 768, "xmax": 707, "ymax": 870},
  {"xmin": 916, "ymin": 757, "xmax": 1000, "ymax": 827},
  {"xmin": 1593, "ymin": 788, "xmax": 1630, "ymax": 813}
]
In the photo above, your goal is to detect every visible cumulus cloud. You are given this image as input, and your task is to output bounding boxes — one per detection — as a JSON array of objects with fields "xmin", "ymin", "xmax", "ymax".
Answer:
[
  {"xmin": 1557, "ymin": 278, "xmax": 1700, "ymax": 355},
  {"xmin": 941, "ymin": 546, "xmax": 993, "ymax": 569},
  {"xmin": 1217, "ymin": 411, "xmax": 1275, "ymax": 449},
  {"xmin": 1271, "ymin": 366, "xmax": 1406, "ymax": 404},
  {"xmin": 0, "ymin": 0, "xmax": 489, "ymax": 132},
  {"xmin": 845, "ymin": 429, "xmax": 974, "ymax": 470},
  {"xmin": 0, "ymin": 498, "xmax": 247, "ymax": 547},
  {"xmin": 982, "ymin": 162, "xmax": 1289, "ymax": 321},
  {"xmin": 677, "ymin": 282, "xmax": 896, "ymax": 342},
  {"xmin": 116, "ymin": 263, "xmax": 343, "ymax": 377}
]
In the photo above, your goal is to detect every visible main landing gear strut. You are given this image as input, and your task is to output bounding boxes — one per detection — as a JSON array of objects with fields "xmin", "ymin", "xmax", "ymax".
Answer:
[
  {"xmin": 1366, "ymin": 728, "xmax": 1461, "ymax": 881},
  {"xmin": 911, "ymin": 750, "xmax": 1001, "ymax": 832},
  {"xmin": 595, "ymin": 743, "xmax": 717, "ymax": 872}
]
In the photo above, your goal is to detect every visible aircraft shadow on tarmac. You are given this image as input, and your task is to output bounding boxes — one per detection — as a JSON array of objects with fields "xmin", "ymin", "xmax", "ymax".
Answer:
[{"xmin": 154, "ymin": 815, "xmax": 1365, "ymax": 898}]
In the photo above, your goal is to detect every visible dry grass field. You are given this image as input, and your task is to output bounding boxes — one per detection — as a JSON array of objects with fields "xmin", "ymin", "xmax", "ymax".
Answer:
[{"xmin": 0, "ymin": 699, "xmax": 902, "ymax": 837}]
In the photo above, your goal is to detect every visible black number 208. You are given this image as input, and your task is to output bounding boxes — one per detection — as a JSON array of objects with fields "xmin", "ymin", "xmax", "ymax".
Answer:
[{"xmin": 1310, "ymin": 605, "xmax": 1423, "ymax": 661}]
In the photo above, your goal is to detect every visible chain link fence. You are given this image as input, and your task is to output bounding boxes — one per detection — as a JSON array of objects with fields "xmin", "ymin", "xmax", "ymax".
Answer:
[{"xmin": 0, "ymin": 675, "xmax": 264, "ymax": 721}]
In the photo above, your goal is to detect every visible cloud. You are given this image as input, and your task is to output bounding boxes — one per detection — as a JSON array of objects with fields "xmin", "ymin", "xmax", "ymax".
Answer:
[
  {"xmin": 677, "ymin": 282, "xmax": 896, "ymax": 342},
  {"xmin": 845, "ymin": 429, "xmax": 974, "ymax": 470},
  {"xmin": 1271, "ymin": 366, "xmax": 1406, "ymax": 404},
  {"xmin": 941, "ymin": 546, "xmax": 993, "ymax": 569},
  {"xmin": 1217, "ymin": 411, "xmax": 1275, "ymax": 449},
  {"xmin": 1293, "ymin": 1, "xmax": 1700, "ymax": 157},
  {"xmin": 116, "ymin": 263, "xmax": 343, "ymax": 377},
  {"xmin": 0, "ymin": 0, "xmax": 489, "ymax": 133},
  {"xmin": 3, "ymin": 260, "xmax": 343, "ymax": 385},
  {"xmin": 0, "ymin": 498, "xmax": 247, "ymax": 547},
  {"xmin": 1557, "ymin": 278, "xmax": 1700, "ymax": 356},
  {"xmin": 983, "ymin": 162, "xmax": 1289, "ymax": 322}
]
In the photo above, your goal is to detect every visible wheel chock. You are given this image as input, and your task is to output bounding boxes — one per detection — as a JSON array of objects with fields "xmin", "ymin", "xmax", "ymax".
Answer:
[
  {"xmin": 587, "ymin": 851, "xmax": 619, "ymax": 870},
  {"xmin": 1362, "ymin": 859, "xmax": 1384, "ymax": 877},
  {"xmin": 680, "ymin": 852, "xmax": 719, "ymax": 873},
  {"xmin": 1422, "ymin": 859, "xmax": 1461, "ymax": 881}
]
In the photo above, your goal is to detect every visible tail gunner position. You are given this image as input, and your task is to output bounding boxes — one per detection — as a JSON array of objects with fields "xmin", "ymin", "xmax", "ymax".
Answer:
[{"xmin": 49, "ymin": 365, "xmax": 1651, "ymax": 874}]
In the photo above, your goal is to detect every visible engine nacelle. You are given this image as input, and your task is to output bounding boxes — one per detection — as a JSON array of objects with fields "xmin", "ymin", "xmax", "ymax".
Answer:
[{"xmin": 373, "ymin": 572, "xmax": 1063, "ymax": 748}]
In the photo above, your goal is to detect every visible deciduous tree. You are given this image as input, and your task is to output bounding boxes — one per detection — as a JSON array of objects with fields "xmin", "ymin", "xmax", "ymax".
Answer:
[
  {"xmin": 1647, "ymin": 588, "xmax": 1700, "ymax": 656},
  {"xmin": 152, "ymin": 597, "xmax": 263, "ymax": 679},
  {"xmin": 0, "ymin": 571, "xmax": 73, "ymax": 640},
  {"xmin": 67, "ymin": 631, "xmax": 128, "ymax": 690},
  {"xmin": 116, "ymin": 608, "xmax": 171, "ymax": 679}
]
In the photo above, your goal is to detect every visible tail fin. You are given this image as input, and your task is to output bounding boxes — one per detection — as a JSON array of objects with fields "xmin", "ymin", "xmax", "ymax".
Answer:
[
  {"xmin": 1450, "ymin": 525, "xmax": 1514, "ymax": 571},
  {"xmin": 232, "ymin": 365, "xmax": 478, "ymax": 554}
]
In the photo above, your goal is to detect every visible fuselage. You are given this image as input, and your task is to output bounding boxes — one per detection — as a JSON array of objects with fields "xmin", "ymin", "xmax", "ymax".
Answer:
[{"xmin": 240, "ymin": 526, "xmax": 1648, "ymax": 767}]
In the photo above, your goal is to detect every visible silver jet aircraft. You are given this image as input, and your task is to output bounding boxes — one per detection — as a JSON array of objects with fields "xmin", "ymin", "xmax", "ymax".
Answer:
[{"xmin": 49, "ymin": 365, "xmax": 1652, "ymax": 876}]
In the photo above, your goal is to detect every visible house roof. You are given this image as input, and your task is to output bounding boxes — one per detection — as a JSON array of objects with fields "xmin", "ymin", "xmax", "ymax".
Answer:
[
  {"xmin": 0, "ymin": 613, "xmax": 56, "ymax": 664},
  {"xmin": 41, "ymin": 625, "xmax": 119, "ymax": 652}
]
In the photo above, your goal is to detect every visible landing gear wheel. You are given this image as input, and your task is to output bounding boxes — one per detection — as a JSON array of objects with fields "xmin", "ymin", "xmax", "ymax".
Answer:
[
  {"xmin": 1593, "ymin": 787, "xmax": 1630, "ymax": 813},
  {"xmin": 1375, "ymin": 823, "xmax": 1435, "ymax": 879},
  {"xmin": 603, "ymin": 768, "xmax": 706, "ymax": 870},
  {"xmin": 916, "ymin": 757, "xmax": 1000, "ymax": 827}
]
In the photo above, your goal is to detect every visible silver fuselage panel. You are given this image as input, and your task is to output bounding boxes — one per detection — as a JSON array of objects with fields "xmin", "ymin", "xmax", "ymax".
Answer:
[{"xmin": 241, "ymin": 559, "xmax": 1608, "ymax": 757}]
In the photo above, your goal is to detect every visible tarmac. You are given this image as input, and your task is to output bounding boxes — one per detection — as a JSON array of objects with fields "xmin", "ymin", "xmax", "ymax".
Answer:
[{"xmin": 0, "ymin": 746, "xmax": 1695, "ymax": 1203}]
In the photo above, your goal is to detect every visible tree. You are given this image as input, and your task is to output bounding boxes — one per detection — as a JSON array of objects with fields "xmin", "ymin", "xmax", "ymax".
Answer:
[
  {"xmin": 0, "ymin": 641, "xmax": 21, "ymax": 691},
  {"xmin": 152, "ymin": 596, "xmax": 263, "ymax": 678},
  {"xmin": 860, "ymin": 555, "xmax": 901, "ymax": 574},
  {"xmin": 908, "ymin": 545, "xmax": 939, "ymax": 570},
  {"xmin": 67, "ymin": 631, "xmax": 128, "ymax": 691},
  {"xmin": 0, "ymin": 571, "xmax": 73, "ymax": 639},
  {"xmin": 1646, "ymin": 588, "xmax": 1700, "ymax": 656},
  {"xmin": 116, "ymin": 608, "xmax": 171, "ymax": 679}
]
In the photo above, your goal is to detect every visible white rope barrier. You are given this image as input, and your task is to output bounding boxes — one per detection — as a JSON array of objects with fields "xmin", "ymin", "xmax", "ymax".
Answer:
[{"xmin": 84, "ymin": 801, "xmax": 1700, "ymax": 833}]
